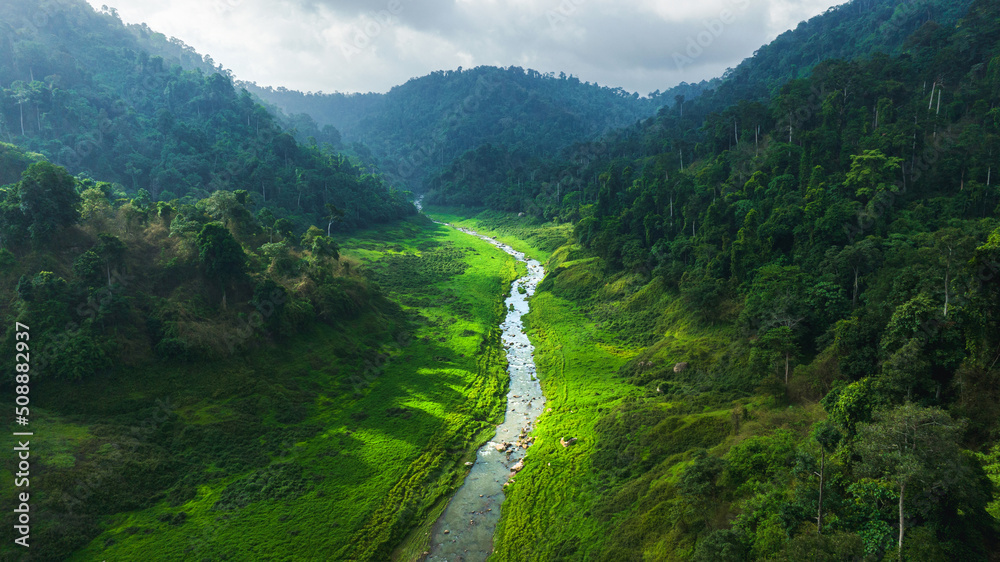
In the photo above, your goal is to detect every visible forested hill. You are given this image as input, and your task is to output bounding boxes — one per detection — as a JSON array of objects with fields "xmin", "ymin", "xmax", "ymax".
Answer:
[
  {"xmin": 437, "ymin": 1, "xmax": 1000, "ymax": 557},
  {"xmin": 244, "ymin": 68, "xmax": 716, "ymax": 190},
  {"xmin": 0, "ymin": 0, "xmax": 413, "ymax": 231},
  {"xmin": 713, "ymin": 0, "xmax": 975, "ymax": 105},
  {"xmin": 249, "ymin": 0, "xmax": 975, "ymax": 201},
  {"xmin": 425, "ymin": 0, "xmax": 976, "ymax": 210}
]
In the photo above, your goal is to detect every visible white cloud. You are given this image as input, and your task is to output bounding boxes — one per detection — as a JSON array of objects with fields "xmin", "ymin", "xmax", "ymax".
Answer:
[{"xmin": 89, "ymin": 0, "xmax": 846, "ymax": 96}]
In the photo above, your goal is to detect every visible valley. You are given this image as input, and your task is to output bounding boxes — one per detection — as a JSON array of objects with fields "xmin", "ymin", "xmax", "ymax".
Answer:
[
  {"xmin": 424, "ymin": 219, "xmax": 545, "ymax": 561},
  {"xmin": 2, "ymin": 0, "xmax": 1000, "ymax": 560},
  {"xmin": 55, "ymin": 215, "xmax": 523, "ymax": 561}
]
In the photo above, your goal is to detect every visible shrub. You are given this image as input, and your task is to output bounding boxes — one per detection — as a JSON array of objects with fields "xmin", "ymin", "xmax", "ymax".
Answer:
[{"xmin": 154, "ymin": 337, "xmax": 194, "ymax": 362}]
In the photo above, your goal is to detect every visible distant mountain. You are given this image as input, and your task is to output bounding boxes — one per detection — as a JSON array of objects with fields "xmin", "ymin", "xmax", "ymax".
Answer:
[
  {"xmin": 0, "ymin": 0, "xmax": 412, "ymax": 230},
  {"xmin": 247, "ymin": 0, "xmax": 974, "ymax": 197},
  {"xmin": 245, "ymin": 68, "xmax": 717, "ymax": 190},
  {"xmin": 424, "ymin": 0, "xmax": 977, "ymax": 209}
]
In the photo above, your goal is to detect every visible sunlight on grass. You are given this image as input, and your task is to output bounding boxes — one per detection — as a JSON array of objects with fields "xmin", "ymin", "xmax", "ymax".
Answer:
[{"xmin": 67, "ymin": 215, "xmax": 519, "ymax": 561}]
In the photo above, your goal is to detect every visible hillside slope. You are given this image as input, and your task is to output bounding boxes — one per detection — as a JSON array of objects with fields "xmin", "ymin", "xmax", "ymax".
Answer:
[
  {"xmin": 246, "ymin": 67, "xmax": 715, "ymax": 191},
  {"xmin": 427, "ymin": 1, "xmax": 1000, "ymax": 559},
  {"xmin": 0, "ymin": 143, "xmax": 520, "ymax": 561},
  {"xmin": 0, "ymin": 0, "xmax": 412, "ymax": 230},
  {"xmin": 250, "ymin": 0, "xmax": 975, "ymax": 202}
]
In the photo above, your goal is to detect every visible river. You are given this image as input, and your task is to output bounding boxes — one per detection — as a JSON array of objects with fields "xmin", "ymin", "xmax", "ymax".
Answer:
[{"xmin": 422, "ymin": 215, "xmax": 547, "ymax": 562}]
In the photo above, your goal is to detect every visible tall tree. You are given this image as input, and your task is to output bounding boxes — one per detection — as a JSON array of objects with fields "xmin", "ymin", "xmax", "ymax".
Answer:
[
  {"xmin": 196, "ymin": 222, "xmax": 246, "ymax": 309},
  {"xmin": 812, "ymin": 421, "xmax": 842, "ymax": 534},
  {"xmin": 17, "ymin": 161, "xmax": 81, "ymax": 241},
  {"xmin": 855, "ymin": 403, "xmax": 967, "ymax": 557}
]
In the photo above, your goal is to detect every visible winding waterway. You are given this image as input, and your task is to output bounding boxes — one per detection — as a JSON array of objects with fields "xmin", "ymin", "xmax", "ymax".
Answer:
[{"xmin": 423, "ymin": 215, "xmax": 547, "ymax": 562}]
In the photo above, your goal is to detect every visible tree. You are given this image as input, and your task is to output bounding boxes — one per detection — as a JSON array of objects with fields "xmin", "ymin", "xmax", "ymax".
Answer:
[
  {"xmin": 759, "ymin": 325, "xmax": 799, "ymax": 385},
  {"xmin": 80, "ymin": 187, "xmax": 113, "ymax": 224},
  {"xmin": 855, "ymin": 403, "xmax": 967, "ymax": 557},
  {"xmin": 692, "ymin": 529, "xmax": 746, "ymax": 562},
  {"xmin": 970, "ymin": 226, "xmax": 1000, "ymax": 354},
  {"xmin": 880, "ymin": 292, "xmax": 964, "ymax": 401},
  {"xmin": 324, "ymin": 203, "xmax": 344, "ymax": 236},
  {"xmin": 256, "ymin": 208, "xmax": 275, "ymax": 228},
  {"xmin": 302, "ymin": 225, "xmax": 339, "ymax": 261},
  {"xmin": 680, "ymin": 449, "xmax": 727, "ymax": 504},
  {"xmin": 812, "ymin": 421, "xmax": 842, "ymax": 533},
  {"xmin": 0, "ymin": 187, "xmax": 28, "ymax": 249},
  {"xmin": 831, "ymin": 236, "xmax": 883, "ymax": 309},
  {"xmin": 95, "ymin": 234, "xmax": 126, "ymax": 287},
  {"xmin": 843, "ymin": 150, "xmax": 903, "ymax": 235},
  {"xmin": 740, "ymin": 265, "xmax": 809, "ymax": 336},
  {"xmin": 921, "ymin": 228, "xmax": 976, "ymax": 318},
  {"xmin": 823, "ymin": 377, "xmax": 885, "ymax": 437},
  {"xmin": 17, "ymin": 161, "xmax": 81, "ymax": 241},
  {"xmin": 200, "ymin": 190, "xmax": 257, "ymax": 240},
  {"xmin": 845, "ymin": 150, "xmax": 903, "ymax": 200},
  {"xmin": 196, "ymin": 222, "xmax": 246, "ymax": 308},
  {"xmin": 10, "ymin": 81, "xmax": 29, "ymax": 136},
  {"xmin": 73, "ymin": 250, "xmax": 103, "ymax": 286},
  {"xmin": 274, "ymin": 218, "xmax": 295, "ymax": 240}
]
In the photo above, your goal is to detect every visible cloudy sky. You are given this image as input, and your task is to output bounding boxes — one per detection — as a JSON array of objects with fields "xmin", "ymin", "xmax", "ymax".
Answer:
[{"xmin": 87, "ymin": 0, "xmax": 844, "ymax": 96}]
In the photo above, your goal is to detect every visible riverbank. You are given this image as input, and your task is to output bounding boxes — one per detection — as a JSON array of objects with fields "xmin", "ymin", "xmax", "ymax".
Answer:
[
  {"xmin": 67, "ymin": 215, "xmax": 520, "ymax": 561},
  {"xmin": 424, "ymin": 223, "xmax": 546, "ymax": 561},
  {"xmin": 419, "ymin": 209, "xmax": 770, "ymax": 561}
]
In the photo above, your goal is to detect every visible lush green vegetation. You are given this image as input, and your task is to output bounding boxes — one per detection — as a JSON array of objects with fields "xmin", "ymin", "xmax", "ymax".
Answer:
[
  {"xmin": 419, "ymin": 2, "xmax": 1000, "ymax": 558},
  {"xmin": 0, "ymin": 0, "xmax": 412, "ymax": 230},
  {"xmin": 2, "ymin": 0, "xmax": 1000, "ymax": 559},
  {"xmin": 423, "ymin": 0, "xmax": 975, "ymax": 213},
  {"xmin": 248, "ymin": 67, "xmax": 717, "ymax": 192},
  {"xmin": 0, "ymin": 141, "xmax": 522, "ymax": 560},
  {"xmin": 438, "ymin": 198, "xmax": 994, "ymax": 560}
]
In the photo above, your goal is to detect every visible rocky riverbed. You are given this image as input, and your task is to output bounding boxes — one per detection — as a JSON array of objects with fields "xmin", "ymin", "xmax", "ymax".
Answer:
[{"xmin": 424, "ymin": 224, "xmax": 547, "ymax": 562}]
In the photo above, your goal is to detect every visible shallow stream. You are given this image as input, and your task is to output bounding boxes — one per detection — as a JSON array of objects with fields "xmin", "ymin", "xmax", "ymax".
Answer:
[{"xmin": 423, "ymin": 222, "xmax": 546, "ymax": 562}]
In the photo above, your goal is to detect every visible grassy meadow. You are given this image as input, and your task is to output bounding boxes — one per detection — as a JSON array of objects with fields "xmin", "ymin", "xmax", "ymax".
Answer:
[
  {"xmin": 9, "ymin": 207, "xmax": 856, "ymax": 561},
  {"xmin": 13, "ymin": 214, "xmax": 520, "ymax": 561},
  {"xmin": 424, "ymin": 209, "xmax": 832, "ymax": 561}
]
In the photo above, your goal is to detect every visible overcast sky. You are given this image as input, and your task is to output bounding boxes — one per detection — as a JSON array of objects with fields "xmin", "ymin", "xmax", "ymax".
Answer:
[{"xmin": 87, "ymin": 0, "xmax": 844, "ymax": 96}]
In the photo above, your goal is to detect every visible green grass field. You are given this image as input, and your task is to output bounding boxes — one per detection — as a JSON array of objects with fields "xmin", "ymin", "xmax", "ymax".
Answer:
[
  {"xmin": 427, "ymin": 209, "xmax": 828, "ymax": 561},
  {"xmin": 21, "ymin": 209, "xmax": 840, "ymax": 561},
  {"xmin": 424, "ymin": 207, "xmax": 573, "ymax": 264},
  {"xmin": 38, "ymin": 215, "xmax": 520, "ymax": 561}
]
